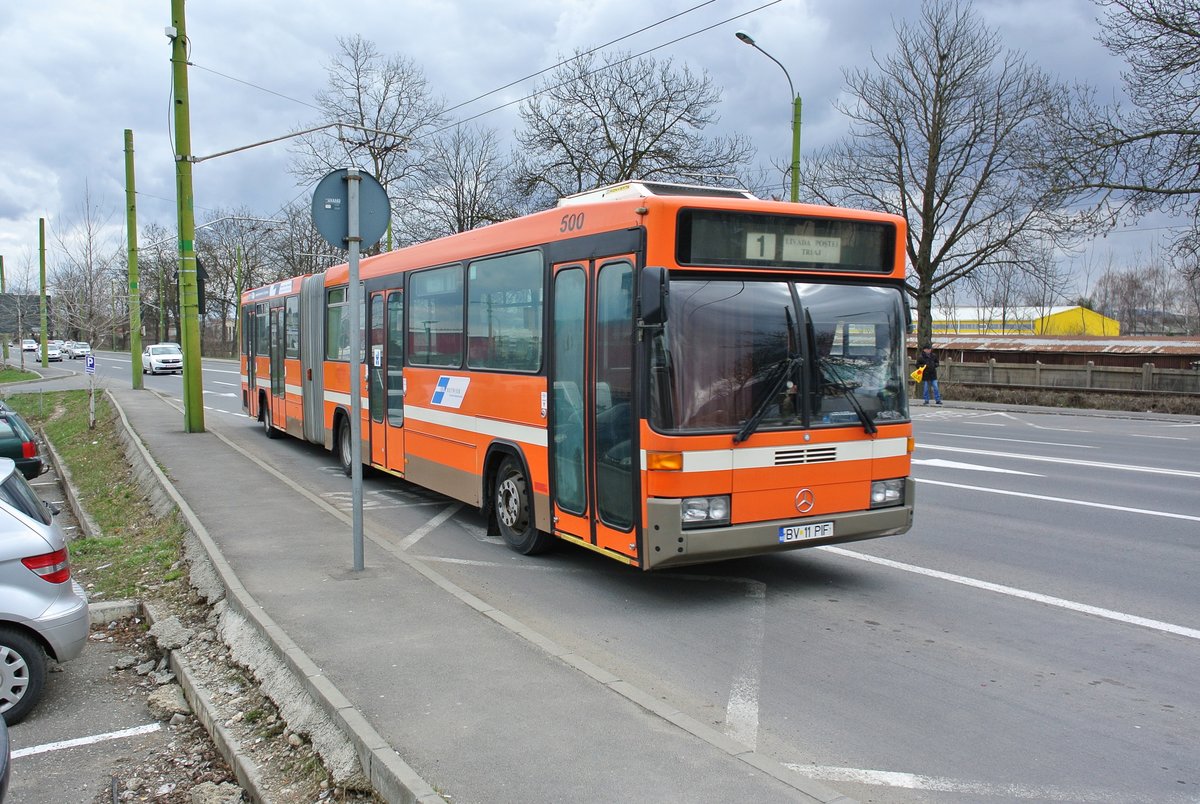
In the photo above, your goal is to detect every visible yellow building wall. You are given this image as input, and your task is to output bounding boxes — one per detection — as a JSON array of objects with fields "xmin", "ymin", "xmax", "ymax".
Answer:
[
  {"xmin": 930, "ymin": 307, "xmax": 1120, "ymax": 335},
  {"xmin": 1037, "ymin": 308, "xmax": 1121, "ymax": 336}
]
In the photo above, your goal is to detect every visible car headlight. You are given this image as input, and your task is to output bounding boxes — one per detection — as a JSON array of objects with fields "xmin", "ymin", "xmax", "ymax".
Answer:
[
  {"xmin": 870, "ymin": 478, "xmax": 905, "ymax": 508},
  {"xmin": 681, "ymin": 495, "xmax": 731, "ymax": 528}
]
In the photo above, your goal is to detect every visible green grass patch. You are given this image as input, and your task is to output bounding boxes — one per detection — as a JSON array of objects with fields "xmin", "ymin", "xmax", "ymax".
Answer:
[
  {"xmin": 0, "ymin": 366, "xmax": 40, "ymax": 384},
  {"xmin": 5, "ymin": 390, "xmax": 185, "ymax": 600}
]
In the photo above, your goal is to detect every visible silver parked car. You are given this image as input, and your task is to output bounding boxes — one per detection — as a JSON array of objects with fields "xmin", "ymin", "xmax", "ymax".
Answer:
[
  {"xmin": 0, "ymin": 457, "xmax": 88, "ymax": 724},
  {"xmin": 65, "ymin": 342, "xmax": 92, "ymax": 360}
]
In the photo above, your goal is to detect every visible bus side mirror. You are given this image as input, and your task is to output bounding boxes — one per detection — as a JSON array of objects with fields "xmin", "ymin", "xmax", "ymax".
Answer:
[{"xmin": 639, "ymin": 266, "xmax": 668, "ymax": 326}]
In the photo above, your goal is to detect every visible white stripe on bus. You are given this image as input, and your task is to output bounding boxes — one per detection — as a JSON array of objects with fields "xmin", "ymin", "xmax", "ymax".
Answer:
[{"xmin": 641, "ymin": 437, "xmax": 909, "ymax": 472}]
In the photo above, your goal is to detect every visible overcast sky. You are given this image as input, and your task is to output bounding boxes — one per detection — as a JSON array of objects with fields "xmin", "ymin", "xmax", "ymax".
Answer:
[{"xmin": 0, "ymin": 0, "xmax": 1165, "ymax": 293}]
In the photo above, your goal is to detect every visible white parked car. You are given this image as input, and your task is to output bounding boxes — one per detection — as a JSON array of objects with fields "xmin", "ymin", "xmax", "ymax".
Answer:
[
  {"xmin": 142, "ymin": 343, "xmax": 183, "ymax": 375},
  {"xmin": 0, "ymin": 457, "xmax": 89, "ymax": 724},
  {"xmin": 19, "ymin": 340, "xmax": 36, "ymax": 353},
  {"xmin": 45, "ymin": 344, "xmax": 62, "ymax": 362}
]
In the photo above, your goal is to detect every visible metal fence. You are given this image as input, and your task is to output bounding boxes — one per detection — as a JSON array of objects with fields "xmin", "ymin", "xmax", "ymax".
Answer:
[{"xmin": 933, "ymin": 359, "xmax": 1200, "ymax": 395}]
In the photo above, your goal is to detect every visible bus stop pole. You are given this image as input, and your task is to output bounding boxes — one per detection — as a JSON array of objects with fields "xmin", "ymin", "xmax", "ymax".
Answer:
[{"xmin": 346, "ymin": 169, "xmax": 365, "ymax": 571}]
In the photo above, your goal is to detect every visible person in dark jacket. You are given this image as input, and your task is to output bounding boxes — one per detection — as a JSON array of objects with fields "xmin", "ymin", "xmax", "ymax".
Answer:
[{"xmin": 916, "ymin": 345, "xmax": 942, "ymax": 405}]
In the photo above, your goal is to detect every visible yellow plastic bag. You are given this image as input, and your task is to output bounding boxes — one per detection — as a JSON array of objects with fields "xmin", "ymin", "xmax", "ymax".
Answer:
[{"xmin": 909, "ymin": 366, "xmax": 925, "ymax": 383}]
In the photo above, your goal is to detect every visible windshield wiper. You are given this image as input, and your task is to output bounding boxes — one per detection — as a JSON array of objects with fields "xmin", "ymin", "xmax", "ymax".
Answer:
[
  {"xmin": 818, "ymin": 356, "xmax": 877, "ymax": 435},
  {"xmin": 735, "ymin": 306, "xmax": 800, "ymax": 444}
]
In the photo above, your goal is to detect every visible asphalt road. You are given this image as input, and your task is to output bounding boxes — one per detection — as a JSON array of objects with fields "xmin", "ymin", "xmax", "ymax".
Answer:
[{"xmin": 54, "ymin": 352, "xmax": 1200, "ymax": 802}]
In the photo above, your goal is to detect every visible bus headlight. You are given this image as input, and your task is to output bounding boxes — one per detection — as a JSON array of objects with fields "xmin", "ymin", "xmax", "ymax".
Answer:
[
  {"xmin": 870, "ymin": 479, "xmax": 905, "ymax": 508},
  {"xmin": 681, "ymin": 495, "xmax": 731, "ymax": 528}
]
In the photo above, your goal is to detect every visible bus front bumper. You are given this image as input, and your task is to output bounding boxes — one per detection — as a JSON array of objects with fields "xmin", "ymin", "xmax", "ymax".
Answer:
[{"xmin": 643, "ymin": 479, "xmax": 915, "ymax": 570}]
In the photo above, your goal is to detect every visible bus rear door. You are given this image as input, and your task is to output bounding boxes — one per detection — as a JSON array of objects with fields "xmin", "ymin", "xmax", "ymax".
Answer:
[
  {"xmin": 368, "ymin": 289, "xmax": 405, "ymax": 472},
  {"xmin": 269, "ymin": 305, "xmax": 286, "ymax": 430}
]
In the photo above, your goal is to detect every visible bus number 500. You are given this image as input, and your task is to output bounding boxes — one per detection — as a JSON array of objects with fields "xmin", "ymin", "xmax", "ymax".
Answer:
[{"xmin": 560, "ymin": 213, "xmax": 585, "ymax": 233}]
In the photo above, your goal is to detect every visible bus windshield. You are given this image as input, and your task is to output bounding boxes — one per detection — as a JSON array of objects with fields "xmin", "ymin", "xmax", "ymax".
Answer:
[{"xmin": 649, "ymin": 278, "xmax": 908, "ymax": 434}]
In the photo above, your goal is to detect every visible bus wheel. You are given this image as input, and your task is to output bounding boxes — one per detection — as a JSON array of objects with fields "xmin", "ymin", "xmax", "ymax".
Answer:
[
  {"xmin": 261, "ymin": 403, "xmax": 278, "ymax": 439},
  {"xmin": 337, "ymin": 418, "xmax": 353, "ymax": 477},
  {"xmin": 494, "ymin": 456, "xmax": 552, "ymax": 555}
]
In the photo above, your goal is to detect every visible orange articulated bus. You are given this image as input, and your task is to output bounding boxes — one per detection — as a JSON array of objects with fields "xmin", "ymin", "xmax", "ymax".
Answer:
[{"xmin": 241, "ymin": 181, "xmax": 914, "ymax": 570}]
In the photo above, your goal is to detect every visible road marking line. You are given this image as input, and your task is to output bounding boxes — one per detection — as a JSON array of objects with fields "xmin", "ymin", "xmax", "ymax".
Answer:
[
  {"xmin": 912, "ymin": 458, "xmax": 1042, "ymax": 476},
  {"xmin": 786, "ymin": 763, "xmax": 1177, "ymax": 802},
  {"xmin": 396, "ymin": 504, "xmax": 462, "ymax": 550},
  {"xmin": 819, "ymin": 546, "xmax": 1200, "ymax": 641},
  {"xmin": 724, "ymin": 580, "xmax": 765, "ymax": 750},
  {"xmin": 925, "ymin": 432, "xmax": 1097, "ymax": 449},
  {"xmin": 920, "ymin": 444, "xmax": 1200, "ymax": 478},
  {"xmin": 1129, "ymin": 433, "xmax": 1188, "ymax": 440},
  {"xmin": 12, "ymin": 723, "xmax": 162, "ymax": 758},
  {"xmin": 915, "ymin": 477, "xmax": 1200, "ymax": 522}
]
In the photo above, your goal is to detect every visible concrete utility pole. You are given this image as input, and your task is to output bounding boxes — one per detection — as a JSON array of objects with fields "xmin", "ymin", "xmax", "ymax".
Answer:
[
  {"xmin": 169, "ymin": 0, "xmax": 204, "ymax": 431},
  {"xmin": 125, "ymin": 129, "xmax": 143, "ymax": 390},
  {"xmin": 39, "ymin": 218, "xmax": 47, "ymax": 367},
  {"xmin": 0, "ymin": 255, "xmax": 7, "ymax": 362}
]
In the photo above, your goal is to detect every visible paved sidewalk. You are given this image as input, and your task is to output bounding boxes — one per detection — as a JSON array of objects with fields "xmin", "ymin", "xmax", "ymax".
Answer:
[{"xmin": 99, "ymin": 386, "xmax": 848, "ymax": 804}]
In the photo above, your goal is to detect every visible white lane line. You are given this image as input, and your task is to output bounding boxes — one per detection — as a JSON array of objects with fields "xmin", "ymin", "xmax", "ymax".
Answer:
[
  {"xmin": 819, "ymin": 545, "xmax": 1200, "ymax": 641},
  {"xmin": 925, "ymin": 432, "xmax": 1097, "ymax": 449},
  {"xmin": 396, "ymin": 503, "xmax": 462, "ymax": 550},
  {"xmin": 214, "ymin": 380, "xmax": 238, "ymax": 387},
  {"xmin": 723, "ymin": 580, "xmax": 765, "ymax": 750},
  {"xmin": 916, "ymin": 477, "xmax": 1200, "ymax": 523},
  {"xmin": 998, "ymin": 411, "xmax": 1091, "ymax": 433},
  {"xmin": 920, "ymin": 444, "xmax": 1200, "ymax": 478},
  {"xmin": 912, "ymin": 458, "xmax": 1042, "ymax": 476},
  {"xmin": 12, "ymin": 722, "xmax": 162, "ymax": 758},
  {"xmin": 1128, "ymin": 433, "xmax": 1188, "ymax": 441},
  {"xmin": 962, "ymin": 421, "xmax": 1006, "ymax": 426},
  {"xmin": 786, "ymin": 763, "xmax": 1176, "ymax": 802}
]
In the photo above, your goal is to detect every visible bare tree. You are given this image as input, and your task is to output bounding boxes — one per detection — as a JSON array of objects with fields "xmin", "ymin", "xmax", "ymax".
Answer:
[
  {"xmin": 138, "ymin": 222, "xmax": 179, "ymax": 344},
  {"xmin": 396, "ymin": 124, "xmax": 520, "ymax": 243},
  {"xmin": 1054, "ymin": 0, "xmax": 1200, "ymax": 275},
  {"xmin": 49, "ymin": 185, "xmax": 123, "ymax": 344},
  {"xmin": 799, "ymin": 0, "xmax": 1096, "ymax": 345},
  {"xmin": 513, "ymin": 50, "xmax": 755, "ymax": 207},
  {"xmin": 290, "ymin": 35, "xmax": 445, "ymax": 225}
]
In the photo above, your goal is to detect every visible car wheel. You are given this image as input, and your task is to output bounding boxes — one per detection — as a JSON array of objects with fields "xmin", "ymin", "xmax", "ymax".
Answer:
[
  {"xmin": 0, "ymin": 627, "xmax": 47, "ymax": 725},
  {"xmin": 261, "ymin": 402, "xmax": 278, "ymax": 439},
  {"xmin": 494, "ymin": 455, "xmax": 553, "ymax": 555},
  {"xmin": 337, "ymin": 417, "xmax": 353, "ymax": 477}
]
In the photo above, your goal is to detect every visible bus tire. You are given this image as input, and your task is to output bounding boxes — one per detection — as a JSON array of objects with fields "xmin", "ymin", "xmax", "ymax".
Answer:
[
  {"xmin": 0, "ymin": 626, "xmax": 47, "ymax": 725},
  {"xmin": 261, "ymin": 402, "xmax": 278, "ymax": 439},
  {"xmin": 494, "ymin": 455, "xmax": 552, "ymax": 555},
  {"xmin": 337, "ymin": 417, "xmax": 353, "ymax": 477}
]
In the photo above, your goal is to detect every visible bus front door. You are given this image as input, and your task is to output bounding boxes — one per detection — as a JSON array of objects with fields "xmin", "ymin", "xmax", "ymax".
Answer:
[
  {"xmin": 368, "ymin": 290, "xmax": 404, "ymax": 473},
  {"xmin": 550, "ymin": 259, "xmax": 637, "ymax": 561}
]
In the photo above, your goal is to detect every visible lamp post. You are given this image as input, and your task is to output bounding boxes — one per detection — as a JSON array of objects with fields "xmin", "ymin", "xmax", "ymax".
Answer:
[{"xmin": 735, "ymin": 31, "xmax": 802, "ymax": 203}]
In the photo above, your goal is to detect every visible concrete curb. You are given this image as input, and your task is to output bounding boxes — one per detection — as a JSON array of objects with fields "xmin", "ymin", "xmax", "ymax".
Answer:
[
  {"xmin": 88, "ymin": 599, "xmax": 141, "ymax": 626},
  {"xmin": 143, "ymin": 600, "xmax": 268, "ymax": 804},
  {"xmin": 106, "ymin": 389, "xmax": 442, "ymax": 804}
]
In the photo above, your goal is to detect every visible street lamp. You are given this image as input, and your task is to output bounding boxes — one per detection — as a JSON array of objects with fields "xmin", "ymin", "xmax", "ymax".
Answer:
[{"xmin": 735, "ymin": 30, "xmax": 802, "ymax": 203}]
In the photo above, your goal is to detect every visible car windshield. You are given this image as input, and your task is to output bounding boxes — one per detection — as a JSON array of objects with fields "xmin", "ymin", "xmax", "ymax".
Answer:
[
  {"xmin": 648, "ymin": 278, "xmax": 908, "ymax": 434},
  {"xmin": 151, "ymin": 346, "xmax": 181, "ymax": 355}
]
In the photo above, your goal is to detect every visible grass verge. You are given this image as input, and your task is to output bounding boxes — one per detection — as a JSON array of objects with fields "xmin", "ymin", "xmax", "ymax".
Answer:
[
  {"xmin": 5, "ymin": 389, "xmax": 185, "ymax": 601},
  {"xmin": 0, "ymin": 366, "xmax": 40, "ymax": 384}
]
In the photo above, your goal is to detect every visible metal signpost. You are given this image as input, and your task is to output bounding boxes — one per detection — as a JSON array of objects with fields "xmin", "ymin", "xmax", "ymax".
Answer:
[
  {"xmin": 85, "ymin": 354, "xmax": 96, "ymax": 429},
  {"xmin": 312, "ymin": 168, "xmax": 390, "ymax": 571}
]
